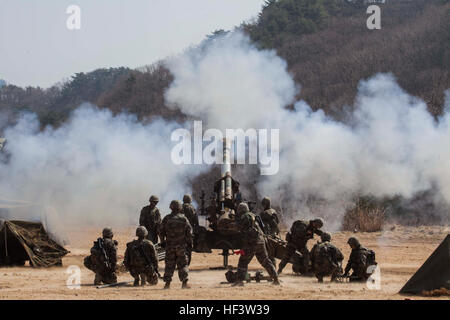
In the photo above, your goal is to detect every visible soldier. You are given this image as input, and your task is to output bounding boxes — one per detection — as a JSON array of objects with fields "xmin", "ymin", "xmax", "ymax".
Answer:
[
  {"xmin": 277, "ymin": 218, "xmax": 324, "ymax": 275},
  {"xmin": 124, "ymin": 226, "xmax": 159, "ymax": 286},
  {"xmin": 182, "ymin": 194, "xmax": 198, "ymax": 265},
  {"xmin": 260, "ymin": 197, "xmax": 280, "ymax": 237},
  {"xmin": 160, "ymin": 200, "xmax": 193, "ymax": 289},
  {"xmin": 139, "ymin": 195, "xmax": 162, "ymax": 244},
  {"xmin": 310, "ymin": 232, "xmax": 344, "ymax": 283},
  {"xmin": 233, "ymin": 203, "xmax": 280, "ymax": 287},
  {"xmin": 83, "ymin": 227, "xmax": 118, "ymax": 285},
  {"xmin": 343, "ymin": 237, "xmax": 377, "ymax": 282}
]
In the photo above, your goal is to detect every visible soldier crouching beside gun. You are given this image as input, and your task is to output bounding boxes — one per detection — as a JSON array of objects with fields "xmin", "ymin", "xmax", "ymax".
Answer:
[
  {"xmin": 233, "ymin": 203, "xmax": 280, "ymax": 287},
  {"xmin": 310, "ymin": 232, "xmax": 344, "ymax": 283},
  {"xmin": 277, "ymin": 218, "xmax": 324, "ymax": 275},
  {"xmin": 124, "ymin": 226, "xmax": 159, "ymax": 286},
  {"xmin": 343, "ymin": 237, "xmax": 377, "ymax": 282},
  {"xmin": 83, "ymin": 227, "xmax": 118, "ymax": 285},
  {"xmin": 160, "ymin": 200, "xmax": 193, "ymax": 289}
]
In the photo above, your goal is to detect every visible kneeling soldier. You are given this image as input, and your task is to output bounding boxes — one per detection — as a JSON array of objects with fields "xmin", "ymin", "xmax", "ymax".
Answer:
[
  {"xmin": 310, "ymin": 232, "xmax": 344, "ymax": 282},
  {"xmin": 84, "ymin": 227, "xmax": 118, "ymax": 285},
  {"xmin": 124, "ymin": 226, "xmax": 159, "ymax": 286}
]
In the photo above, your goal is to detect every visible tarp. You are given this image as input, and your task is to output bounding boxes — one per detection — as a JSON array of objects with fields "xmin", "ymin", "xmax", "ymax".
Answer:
[
  {"xmin": 400, "ymin": 234, "xmax": 450, "ymax": 294},
  {"xmin": 0, "ymin": 220, "xmax": 69, "ymax": 267}
]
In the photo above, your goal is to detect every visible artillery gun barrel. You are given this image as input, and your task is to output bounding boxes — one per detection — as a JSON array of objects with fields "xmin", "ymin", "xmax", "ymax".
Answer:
[{"xmin": 220, "ymin": 138, "xmax": 232, "ymax": 204}]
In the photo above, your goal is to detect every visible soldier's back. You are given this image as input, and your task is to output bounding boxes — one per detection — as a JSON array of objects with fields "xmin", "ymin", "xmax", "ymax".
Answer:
[{"xmin": 163, "ymin": 213, "xmax": 190, "ymax": 247}]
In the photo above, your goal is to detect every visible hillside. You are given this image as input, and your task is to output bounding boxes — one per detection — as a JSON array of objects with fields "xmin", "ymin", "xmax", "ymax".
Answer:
[{"xmin": 0, "ymin": 0, "xmax": 448, "ymax": 129}]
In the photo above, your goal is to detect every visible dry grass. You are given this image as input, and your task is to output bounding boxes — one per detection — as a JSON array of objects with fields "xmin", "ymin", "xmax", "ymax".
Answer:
[
  {"xmin": 342, "ymin": 203, "xmax": 386, "ymax": 232},
  {"xmin": 422, "ymin": 288, "xmax": 450, "ymax": 297}
]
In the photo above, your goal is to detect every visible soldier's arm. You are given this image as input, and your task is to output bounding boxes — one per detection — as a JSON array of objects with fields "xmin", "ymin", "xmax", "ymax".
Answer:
[
  {"xmin": 159, "ymin": 217, "xmax": 167, "ymax": 243},
  {"xmin": 185, "ymin": 219, "xmax": 193, "ymax": 248},
  {"xmin": 123, "ymin": 245, "xmax": 130, "ymax": 269},
  {"xmin": 155, "ymin": 209, "xmax": 162, "ymax": 240},
  {"xmin": 147, "ymin": 242, "xmax": 158, "ymax": 271},
  {"xmin": 314, "ymin": 229, "xmax": 323, "ymax": 236},
  {"xmin": 344, "ymin": 251, "xmax": 354, "ymax": 275},
  {"xmin": 139, "ymin": 208, "xmax": 145, "ymax": 226},
  {"xmin": 107, "ymin": 242, "xmax": 118, "ymax": 268}
]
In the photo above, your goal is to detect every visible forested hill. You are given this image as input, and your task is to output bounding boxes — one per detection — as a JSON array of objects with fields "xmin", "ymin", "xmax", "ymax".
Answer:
[{"xmin": 1, "ymin": 0, "xmax": 449, "ymax": 128}]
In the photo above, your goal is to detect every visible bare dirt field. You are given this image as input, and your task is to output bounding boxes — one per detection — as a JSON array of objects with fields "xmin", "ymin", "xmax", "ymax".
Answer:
[{"xmin": 1, "ymin": 224, "xmax": 449, "ymax": 300}]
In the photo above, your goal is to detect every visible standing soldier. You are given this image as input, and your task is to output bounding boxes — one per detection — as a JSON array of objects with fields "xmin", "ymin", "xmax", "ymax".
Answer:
[
  {"xmin": 124, "ymin": 226, "xmax": 159, "ymax": 286},
  {"xmin": 233, "ymin": 203, "xmax": 280, "ymax": 287},
  {"xmin": 310, "ymin": 232, "xmax": 344, "ymax": 282},
  {"xmin": 139, "ymin": 195, "xmax": 162, "ymax": 244},
  {"xmin": 182, "ymin": 194, "xmax": 199, "ymax": 265},
  {"xmin": 160, "ymin": 200, "xmax": 193, "ymax": 289},
  {"xmin": 277, "ymin": 218, "xmax": 324, "ymax": 275},
  {"xmin": 83, "ymin": 227, "xmax": 118, "ymax": 285},
  {"xmin": 260, "ymin": 197, "xmax": 280, "ymax": 237},
  {"xmin": 343, "ymin": 237, "xmax": 377, "ymax": 282}
]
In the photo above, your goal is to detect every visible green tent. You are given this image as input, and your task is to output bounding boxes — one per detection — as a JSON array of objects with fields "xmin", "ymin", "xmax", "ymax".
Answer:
[
  {"xmin": 400, "ymin": 234, "xmax": 450, "ymax": 294},
  {"xmin": 0, "ymin": 220, "xmax": 69, "ymax": 267}
]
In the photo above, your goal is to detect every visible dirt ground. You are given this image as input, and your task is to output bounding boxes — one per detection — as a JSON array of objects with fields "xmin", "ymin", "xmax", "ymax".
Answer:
[{"xmin": 0, "ymin": 224, "xmax": 449, "ymax": 300}]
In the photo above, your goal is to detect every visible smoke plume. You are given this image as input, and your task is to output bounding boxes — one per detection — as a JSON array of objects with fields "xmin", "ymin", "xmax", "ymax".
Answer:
[
  {"xmin": 0, "ymin": 105, "xmax": 205, "ymax": 241},
  {"xmin": 165, "ymin": 31, "xmax": 450, "ymax": 227}
]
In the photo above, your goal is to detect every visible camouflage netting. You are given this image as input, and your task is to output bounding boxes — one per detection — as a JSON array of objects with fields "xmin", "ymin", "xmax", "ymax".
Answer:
[{"xmin": 0, "ymin": 220, "xmax": 69, "ymax": 267}]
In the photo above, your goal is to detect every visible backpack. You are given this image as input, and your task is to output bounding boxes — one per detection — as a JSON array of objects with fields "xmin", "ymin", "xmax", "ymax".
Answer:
[
  {"xmin": 127, "ymin": 241, "xmax": 147, "ymax": 267},
  {"xmin": 365, "ymin": 249, "xmax": 377, "ymax": 266}
]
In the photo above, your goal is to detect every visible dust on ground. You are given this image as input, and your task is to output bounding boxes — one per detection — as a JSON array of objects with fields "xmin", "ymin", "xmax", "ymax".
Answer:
[{"xmin": 0, "ymin": 224, "xmax": 449, "ymax": 300}]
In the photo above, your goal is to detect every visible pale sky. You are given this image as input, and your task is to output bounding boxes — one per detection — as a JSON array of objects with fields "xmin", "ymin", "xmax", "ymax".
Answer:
[{"xmin": 0, "ymin": 0, "xmax": 265, "ymax": 88}]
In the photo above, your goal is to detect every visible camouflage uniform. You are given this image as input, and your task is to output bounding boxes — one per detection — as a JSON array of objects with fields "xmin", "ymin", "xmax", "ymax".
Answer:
[
  {"xmin": 160, "ymin": 200, "xmax": 193, "ymax": 289},
  {"xmin": 310, "ymin": 233, "xmax": 344, "ymax": 282},
  {"xmin": 124, "ymin": 226, "xmax": 159, "ymax": 286},
  {"xmin": 83, "ymin": 227, "xmax": 118, "ymax": 285},
  {"xmin": 277, "ymin": 218, "xmax": 323, "ymax": 275},
  {"xmin": 344, "ymin": 237, "xmax": 375, "ymax": 281},
  {"xmin": 234, "ymin": 203, "xmax": 280, "ymax": 286},
  {"xmin": 260, "ymin": 197, "xmax": 280, "ymax": 237},
  {"xmin": 182, "ymin": 195, "xmax": 198, "ymax": 265},
  {"xmin": 139, "ymin": 195, "xmax": 162, "ymax": 244}
]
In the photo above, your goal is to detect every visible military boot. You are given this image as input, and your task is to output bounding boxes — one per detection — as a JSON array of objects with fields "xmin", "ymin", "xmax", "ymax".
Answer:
[
  {"xmin": 133, "ymin": 278, "xmax": 140, "ymax": 286},
  {"xmin": 272, "ymin": 277, "xmax": 281, "ymax": 286},
  {"xmin": 231, "ymin": 280, "xmax": 244, "ymax": 287},
  {"xmin": 164, "ymin": 281, "xmax": 170, "ymax": 289},
  {"xmin": 182, "ymin": 280, "xmax": 191, "ymax": 289},
  {"xmin": 94, "ymin": 274, "xmax": 102, "ymax": 286},
  {"xmin": 141, "ymin": 275, "xmax": 147, "ymax": 286}
]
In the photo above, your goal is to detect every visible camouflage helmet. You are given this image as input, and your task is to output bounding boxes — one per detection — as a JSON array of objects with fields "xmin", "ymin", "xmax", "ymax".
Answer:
[
  {"xmin": 261, "ymin": 197, "xmax": 271, "ymax": 208},
  {"xmin": 347, "ymin": 237, "xmax": 360, "ymax": 247},
  {"xmin": 169, "ymin": 200, "xmax": 182, "ymax": 212},
  {"xmin": 102, "ymin": 227, "xmax": 113, "ymax": 238},
  {"xmin": 149, "ymin": 195, "xmax": 159, "ymax": 203},
  {"xmin": 321, "ymin": 232, "xmax": 331, "ymax": 242},
  {"xmin": 312, "ymin": 218, "xmax": 324, "ymax": 228},
  {"xmin": 136, "ymin": 226, "xmax": 148, "ymax": 237},
  {"xmin": 237, "ymin": 202, "xmax": 250, "ymax": 215},
  {"xmin": 183, "ymin": 194, "xmax": 192, "ymax": 204}
]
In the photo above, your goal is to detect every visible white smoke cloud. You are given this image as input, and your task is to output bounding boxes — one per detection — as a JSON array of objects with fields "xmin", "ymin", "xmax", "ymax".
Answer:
[
  {"xmin": 165, "ymin": 31, "xmax": 450, "ymax": 227},
  {"xmin": 165, "ymin": 32, "xmax": 298, "ymax": 130},
  {"xmin": 0, "ymin": 105, "xmax": 205, "ymax": 241}
]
